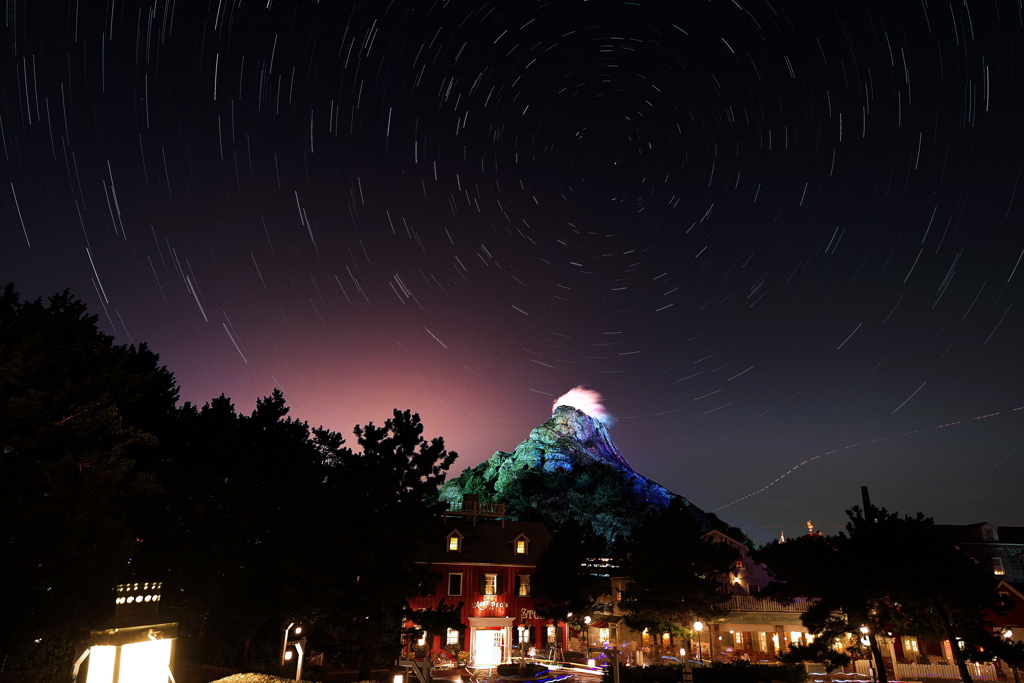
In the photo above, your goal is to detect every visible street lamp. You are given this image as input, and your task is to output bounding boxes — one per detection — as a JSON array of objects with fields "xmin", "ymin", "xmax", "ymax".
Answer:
[
  {"xmin": 282, "ymin": 622, "xmax": 307, "ymax": 681},
  {"xmin": 74, "ymin": 582, "xmax": 178, "ymax": 683},
  {"xmin": 693, "ymin": 622, "xmax": 704, "ymax": 665},
  {"xmin": 1003, "ymin": 630, "xmax": 1020, "ymax": 683}
]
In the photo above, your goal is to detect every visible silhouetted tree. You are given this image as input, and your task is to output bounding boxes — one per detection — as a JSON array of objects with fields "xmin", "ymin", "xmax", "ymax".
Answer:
[
  {"xmin": 532, "ymin": 520, "xmax": 610, "ymax": 625},
  {"xmin": 756, "ymin": 505, "xmax": 1013, "ymax": 682},
  {"xmin": 618, "ymin": 500, "xmax": 738, "ymax": 658},
  {"xmin": 139, "ymin": 389, "xmax": 347, "ymax": 669},
  {"xmin": 322, "ymin": 409, "xmax": 458, "ymax": 680},
  {"xmin": 0, "ymin": 284, "xmax": 178, "ymax": 682}
]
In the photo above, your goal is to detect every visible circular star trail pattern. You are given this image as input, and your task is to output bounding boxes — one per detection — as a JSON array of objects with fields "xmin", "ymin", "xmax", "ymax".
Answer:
[{"xmin": 3, "ymin": 0, "xmax": 1024, "ymax": 542}]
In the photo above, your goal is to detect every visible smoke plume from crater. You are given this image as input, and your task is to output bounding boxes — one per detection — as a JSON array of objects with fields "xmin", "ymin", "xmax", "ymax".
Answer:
[{"xmin": 553, "ymin": 386, "xmax": 614, "ymax": 427}]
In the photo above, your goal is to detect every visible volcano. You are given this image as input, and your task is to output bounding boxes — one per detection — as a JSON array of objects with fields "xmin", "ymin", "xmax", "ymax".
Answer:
[{"xmin": 440, "ymin": 405, "xmax": 726, "ymax": 545}]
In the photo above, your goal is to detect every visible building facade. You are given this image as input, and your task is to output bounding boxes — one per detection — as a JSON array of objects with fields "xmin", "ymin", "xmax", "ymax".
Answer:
[
  {"xmin": 408, "ymin": 499, "xmax": 555, "ymax": 667},
  {"xmin": 934, "ymin": 522, "xmax": 1024, "ymax": 584},
  {"xmin": 604, "ymin": 529, "xmax": 811, "ymax": 665}
]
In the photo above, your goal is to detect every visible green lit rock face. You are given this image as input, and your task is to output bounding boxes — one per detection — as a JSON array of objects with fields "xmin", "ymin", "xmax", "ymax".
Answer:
[{"xmin": 441, "ymin": 405, "xmax": 708, "ymax": 544}]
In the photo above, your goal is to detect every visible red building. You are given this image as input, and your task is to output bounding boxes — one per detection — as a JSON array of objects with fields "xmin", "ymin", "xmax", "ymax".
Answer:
[{"xmin": 407, "ymin": 498, "xmax": 554, "ymax": 667}]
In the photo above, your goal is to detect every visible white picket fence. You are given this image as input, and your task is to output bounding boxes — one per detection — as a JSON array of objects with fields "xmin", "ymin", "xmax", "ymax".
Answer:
[{"xmin": 853, "ymin": 658, "xmax": 998, "ymax": 681}]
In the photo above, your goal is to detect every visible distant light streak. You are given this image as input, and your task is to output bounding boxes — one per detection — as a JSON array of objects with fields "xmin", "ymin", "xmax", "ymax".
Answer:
[
  {"xmin": 984, "ymin": 438, "xmax": 1024, "ymax": 475},
  {"xmin": 270, "ymin": 374, "xmax": 299, "ymax": 408},
  {"xmin": 836, "ymin": 322, "xmax": 862, "ymax": 350},
  {"xmin": 891, "ymin": 381, "xmax": 926, "ymax": 414},
  {"xmin": 86, "ymin": 248, "xmax": 109, "ymax": 302},
  {"xmin": 714, "ymin": 405, "xmax": 1024, "ymax": 512},
  {"xmin": 424, "ymin": 327, "xmax": 448, "ymax": 348},
  {"xmin": 983, "ymin": 303, "xmax": 1012, "ymax": 345},
  {"xmin": 185, "ymin": 275, "xmax": 208, "ymax": 322},
  {"xmin": 223, "ymin": 324, "xmax": 247, "ymax": 363},
  {"xmin": 728, "ymin": 366, "xmax": 754, "ymax": 381},
  {"xmin": 10, "ymin": 183, "xmax": 30, "ymax": 247}
]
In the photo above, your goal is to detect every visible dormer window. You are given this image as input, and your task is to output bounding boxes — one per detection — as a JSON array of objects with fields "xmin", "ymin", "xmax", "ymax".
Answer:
[
  {"xmin": 446, "ymin": 530, "xmax": 463, "ymax": 552},
  {"xmin": 513, "ymin": 534, "xmax": 530, "ymax": 555},
  {"xmin": 993, "ymin": 557, "xmax": 1005, "ymax": 576},
  {"xmin": 983, "ymin": 524, "xmax": 999, "ymax": 541}
]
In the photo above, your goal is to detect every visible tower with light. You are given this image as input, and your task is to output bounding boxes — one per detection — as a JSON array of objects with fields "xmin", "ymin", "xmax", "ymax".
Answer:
[{"xmin": 76, "ymin": 582, "xmax": 178, "ymax": 683}]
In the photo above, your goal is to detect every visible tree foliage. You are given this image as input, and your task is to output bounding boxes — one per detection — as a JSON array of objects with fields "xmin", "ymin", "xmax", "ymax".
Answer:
[
  {"xmin": 755, "ymin": 505, "xmax": 1014, "ymax": 679},
  {"xmin": 617, "ymin": 499, "xmax": 738, "ymax": 651},
  {"xmin": 0, "ymin": 284, "xmax": 460, "ymax": 681},
  {"xmin": 0, "ymin": 284, "xmax": 179, "ymax": 682},
  {"xmin": 531, "ymin": 520, "xmax": 611, "ymax": 624}
]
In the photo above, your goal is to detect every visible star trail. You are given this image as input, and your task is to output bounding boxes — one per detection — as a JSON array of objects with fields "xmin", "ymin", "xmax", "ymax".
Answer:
[{"xmin": 3, "ymin": 0, "xmax": 1023, "ymax": 542}]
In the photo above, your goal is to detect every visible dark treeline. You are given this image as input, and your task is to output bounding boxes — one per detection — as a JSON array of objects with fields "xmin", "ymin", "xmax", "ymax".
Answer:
[
  {"xmin": 3, "ymin": 284, "xmax": 1022, "ymax": 683},
  {"xmin": 0, "ymin": 284, "xmax": 456, "ymax": 682}
]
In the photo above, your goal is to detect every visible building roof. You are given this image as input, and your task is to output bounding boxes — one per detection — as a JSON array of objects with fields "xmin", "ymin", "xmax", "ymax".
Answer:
[
  {"xmin": 416, "ymin": 518, "xmax": 552, "ymax": 566},
  {"xmin": 935, "ymin": 522, "xmax": 1024, "ymax": 545}
]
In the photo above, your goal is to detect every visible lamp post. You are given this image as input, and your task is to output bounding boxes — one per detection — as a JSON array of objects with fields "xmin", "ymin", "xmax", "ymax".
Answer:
[
  {"xmin": 859, "ymin": 627, "xmax": 875, "ymax": 683},
  {"xmin": 282, "ymin": 622, "xmax": 307, "ymax": 681},
  {"xmin": 74, "ymin": 582, "xmax": 178, "ymax": 683},
  {"xmin": 693, "ymin": 622, "xmax": 704, "ymax": 666},
  {"xmin": 1004, "ymin": 629, "xmax": 1020, "ymax": 683}
]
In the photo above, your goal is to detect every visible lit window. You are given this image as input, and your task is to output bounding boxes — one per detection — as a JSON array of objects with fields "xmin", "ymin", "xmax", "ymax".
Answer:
[
  {"xmin": 516, "ymin": 539, "xmax": 527, "ymax": 554},
  {"xmin": 447, "ymin": 628, "xmax": 460, "ymax": 645},
  {"xmin": 903, "ymin": 637, "xmax": 919, "ymax": 653},
  {"xmin": 448, "ymin": 535, "xmax": 461, "ymax": 552},
  {"xmin": 993, "ymin": 558, "xmax": 1005, "ymax": 575},
  {"xmin": 449, "ymin": 573, "xmax": 463, "ymax": 596},
  {"xmin": 484, "ymin": 573, "xmax": 498, "ymax": 595},
  {"xmin": 735, "ymin": 632, "xmax": 743, "ymax": 646},
  {"xmin": 518, "ymin": 574, "xmax": 531, "ymax": 597}
]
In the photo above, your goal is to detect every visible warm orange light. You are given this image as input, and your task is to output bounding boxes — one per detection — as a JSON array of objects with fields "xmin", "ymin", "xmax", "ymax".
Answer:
[{"xmin": 85, "ymin": 639, "xmax": 172, "ymax": 683}]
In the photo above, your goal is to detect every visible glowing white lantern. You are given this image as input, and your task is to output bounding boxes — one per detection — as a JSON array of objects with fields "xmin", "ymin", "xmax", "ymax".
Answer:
[{"xmin": 77, "ymin": 583, "xmax": 178, "ymax": 683}]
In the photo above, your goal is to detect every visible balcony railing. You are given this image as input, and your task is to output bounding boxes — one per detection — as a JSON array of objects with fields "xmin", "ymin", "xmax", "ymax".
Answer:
[
  {"xmin": 725, "ymin": 595, "xmax": 816, "ymax": 613},
  {"xmin": 443, "ymin": 500, "xmax": 506, "ymax": 526}
]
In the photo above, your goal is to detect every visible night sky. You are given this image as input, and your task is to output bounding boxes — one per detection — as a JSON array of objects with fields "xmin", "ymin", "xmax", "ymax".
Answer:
[{"xmin": 3, "ymin": 0, "xmax": 1023, "ymax": 544}]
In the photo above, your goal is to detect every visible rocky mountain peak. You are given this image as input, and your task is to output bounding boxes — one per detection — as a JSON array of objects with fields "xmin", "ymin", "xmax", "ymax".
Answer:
[{"xmin": 522, "ymin": 404, "xmax": 636, "ymax": 473}]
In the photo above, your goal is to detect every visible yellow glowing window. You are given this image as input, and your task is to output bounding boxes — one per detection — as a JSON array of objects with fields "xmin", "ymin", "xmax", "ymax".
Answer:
[
  {"xmin": 448, "ymin": 536, "xmax": 460, "ymax": 552},
  {"xmin": 993, "ymin": 558, "xmax": 1005, "ymax": 575},
  {"xmin": 903, "ymin": 637, "xmax": 919, "ymax": 653},
  {"xmin": 516, "ymin": 540, "xmax": 527, "ymax": 554}
]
